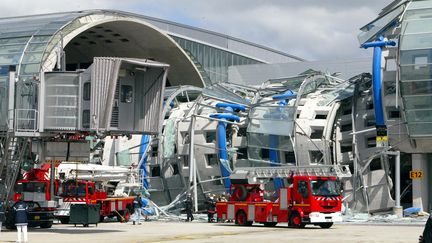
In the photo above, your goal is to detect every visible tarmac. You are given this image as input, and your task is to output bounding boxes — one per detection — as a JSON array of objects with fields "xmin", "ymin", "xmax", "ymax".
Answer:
[{"xmin": 0, "ymin": 217, "xmax": 426, "ymax": 243}]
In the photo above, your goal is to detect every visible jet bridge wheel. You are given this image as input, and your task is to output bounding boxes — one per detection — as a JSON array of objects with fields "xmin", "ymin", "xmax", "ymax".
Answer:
[{"xmin": 236, "ymin": 211, "xmax": 252, "ymax": 226}]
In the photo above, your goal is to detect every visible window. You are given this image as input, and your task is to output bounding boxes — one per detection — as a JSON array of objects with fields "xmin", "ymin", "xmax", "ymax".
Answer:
[
  {"xmin": 82, "ymin": 109, "xmax": 90, "ymax": 128},
  {"xmin": 297, "ymin": 181, "xmax": 309, "ymax": 198},
  {"xmin": 206, "ymin": 154, "xmax": 218, "ymax": 166},
  {"xmin": 211, "ymin": 176, "xmax": 223, "ymax": 185},
  {"xmin": 83, "ymin": 82, "xmax": 91, "ymax": 101},
  {"xmin": 340, "ymin": 144, "xmax": 352, "ymax": 153},
  {"xmin": 340, "ymin": 123, "xmax": 352, "ymax": 132},
  {"xmin": 365, "ymin": 118, "xmax": 376, "ymax": 127},
  {"xmin": 311, "ymin": 180, "xmax": 341, "ymax": 196},
  {"xmin": 369, "ymin": 158, "xmax": 382, "ymax": 171},
  {"xmin": 237, "ymin": 127, "xmax": 247, "ymax": 137},
  {"xmin": 310, "ymin": 129, "xmax": 323, "ymax": 139},
  {"xmin": 205, "ymin": 131, "xmax": 216, "ymax": 143},
  {"xmin": 181, "ymin": 132, "xmax": 190, "ymax": 144},
  {"xmin": 388, "ymin": 108, "xmax": 401, "ymax": 118},
  {"xmin": 171, "ymin": 164, "xmax": 179, "ymax": 175},
  {"xmin": 284, "ymin": 151, "xmax": 296, "ymax": 164},
  {"xmin": 237, "ymin": 147, "xmax": 248, "ymax": 160},
  {"xmin": 315, "ymin": 113, "xmax": 327, "ymax": 119},
  {"xmin": 181, "ymin": 155, "xmax": 189, "ymax": 168},
  {"xmin": 260, "ymin": 148, "xmax": 269, "ymax": 160},
  {"xmin": 151, "ymin": 166, "xmax": 161, "ymax": 177},
  {"xmin": 120, "ymin": 85, "xmax": 133, "ymax": 103},
  {"xmin": 366, "ymin": 137, "xmax": 376, "ymax": 148},
  {"xmin": 414, "ymin": 55, "xmax": 428, "ymax": 70},
  {"xmin": 310, "ymin": 151, "xmax": 323, "ymax": 164}
]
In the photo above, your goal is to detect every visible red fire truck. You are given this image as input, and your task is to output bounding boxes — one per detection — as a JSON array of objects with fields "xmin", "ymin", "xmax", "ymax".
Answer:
[
  {"xmin": 5, "ymin": 164, "xmax": 58, "ymax": 229},
  {"xmin": 216, "ymin": 165, "xmax": 350, "ymax": 228},
  {"xmin": 57, "ymin": 179, "xmax": 135, "ymax": 224}
]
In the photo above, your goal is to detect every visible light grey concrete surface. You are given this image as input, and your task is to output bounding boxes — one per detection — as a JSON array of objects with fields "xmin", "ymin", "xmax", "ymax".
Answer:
[{"xmin": 0, "ymin": 221, "xmax": 425, "ymax": 243}]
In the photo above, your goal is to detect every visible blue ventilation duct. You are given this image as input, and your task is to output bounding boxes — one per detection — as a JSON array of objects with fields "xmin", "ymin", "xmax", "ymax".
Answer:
[
  {"xmin": 138, "ymin": 135, "xmax": 150, "ymax": 189},
  {"xmin": 361, "ymin": 37, "xmax": 396, "ymax": 127},
  {"xmin": 210, "ymin": 103, "xmax": 245, "ymax": 190}
]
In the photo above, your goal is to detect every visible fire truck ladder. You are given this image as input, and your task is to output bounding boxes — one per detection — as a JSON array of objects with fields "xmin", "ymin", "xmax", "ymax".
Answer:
[
  {"xmin": 0, "ymin": 134, "xmax": 29, "ymax": 205},
  {"xmin": 231, "ymin": 165, "xmax": 352, "ymax": 182}
]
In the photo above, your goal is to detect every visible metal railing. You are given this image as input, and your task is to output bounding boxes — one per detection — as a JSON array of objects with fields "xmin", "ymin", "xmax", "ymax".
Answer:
[{"xmin": 14, "ymin": 108, "xmax": 38, "ymax": 132}]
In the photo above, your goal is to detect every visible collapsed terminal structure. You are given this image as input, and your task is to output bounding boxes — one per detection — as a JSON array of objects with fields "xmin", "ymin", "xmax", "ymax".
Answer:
[{"xmin": 1, "ymin": 0, "xmax": 432, "ymax": 219}]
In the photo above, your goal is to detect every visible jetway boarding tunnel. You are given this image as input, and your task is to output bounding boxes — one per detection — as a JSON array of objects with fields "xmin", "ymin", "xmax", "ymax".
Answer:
[{"xmin": 39, "ymin": 57, "xmax": 169, "ymax": 134}]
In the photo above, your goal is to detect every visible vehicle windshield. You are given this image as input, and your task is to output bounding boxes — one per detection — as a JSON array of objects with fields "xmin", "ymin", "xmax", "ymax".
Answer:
[
  {"xmin": 311, "ymin": 179, "xmax": 341, "ymax": 197},
  {"xmin": 63, "ymin": 182, "xmax": 87, "ymax": 197}
]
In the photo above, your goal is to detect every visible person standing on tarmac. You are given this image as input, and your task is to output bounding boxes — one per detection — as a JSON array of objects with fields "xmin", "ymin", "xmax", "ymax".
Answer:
[
  {"xmin": 184, "ymin": 193, "xmax": 194, "ymax": 222},
  {"xmin": 206, "ymin": 194, "xmax": 216, "ymax": 223},
  {"xmin": 13, "ymin": 196, "xmax": 29, "ymax": 243},
  {"xmin": 132, "ymin": 194, "xmax": 143, "ymax": 225}
]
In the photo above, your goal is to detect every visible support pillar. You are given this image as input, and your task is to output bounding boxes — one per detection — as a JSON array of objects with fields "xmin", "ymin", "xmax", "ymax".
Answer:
[{"xmin": 412, "ymin": 153, "xmax": 429, "ymax": 212}]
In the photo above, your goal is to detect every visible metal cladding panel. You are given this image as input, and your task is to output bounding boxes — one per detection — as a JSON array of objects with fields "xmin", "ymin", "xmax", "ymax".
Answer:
[
  {"xmin": 134, "ymin": 67, "xmax": 166, "ymax": 134},
  {"xmin": 90, "ymin": 57, "xmax": 122, "ymax": 132},
  {"xmin": 227, "ymin": 204, "xmax": 235, "ymax": 220},
  {"xmin": 248, "ymin": 205, "xmax": 255, "ymax": 221},
  {"xmin": 280, "ymin": 188, "xmax": 288, "ymax": 210},
  {"xmin": 43, "ymin": 72, "xmax": 80, "ymax": 130}
]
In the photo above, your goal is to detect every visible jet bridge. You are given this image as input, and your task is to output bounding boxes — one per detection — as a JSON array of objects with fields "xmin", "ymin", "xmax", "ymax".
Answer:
[{"xmin": 12, "ymin": 57, "xmax": 168, "ymax": 135}]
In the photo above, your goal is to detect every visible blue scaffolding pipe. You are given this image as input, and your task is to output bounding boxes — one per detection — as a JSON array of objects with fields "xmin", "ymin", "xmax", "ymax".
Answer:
[
  {"xmin": 272, "ymin": 90, "xmax": 296, "ymax": 101},
  {"xmin": 361, "ymin": 37, "xmax": 396, "ymax": 126},
  {"xmin": 138, "ymin": 135, "xmax": 150, "ymax": 189},
  {"xmin": 210, "ymin": 104, "xmax": 242, "ymax": 190},
  {"xmin": 215, "ymin": 103, "xmax": 246, "ymax": 112}
]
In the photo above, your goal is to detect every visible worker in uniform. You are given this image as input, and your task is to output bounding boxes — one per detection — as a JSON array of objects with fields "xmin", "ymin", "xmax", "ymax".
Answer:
[
  {"xmin": 13, "ymin": 196, "xmax": 29, "ymax": 243},
  {"xmin": 184, "ymin": 193, "xmax": 194, "ymax": 222},
  {"xmin": 132, "ymin": 194, "xmax": 143, "ymax": 225},
  {"xmin": 419, "ymin": 214, "xmax": 432, "ymax": 243},
  {"xmin": 205, "ymin": 194, "xmax": 216, "ymax": 223}
]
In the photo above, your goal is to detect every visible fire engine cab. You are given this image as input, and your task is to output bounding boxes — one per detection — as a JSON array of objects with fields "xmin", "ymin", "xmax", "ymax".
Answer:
[{"xmin": 216, "ymin": 165, "xmax": 351, "ymax": 228}]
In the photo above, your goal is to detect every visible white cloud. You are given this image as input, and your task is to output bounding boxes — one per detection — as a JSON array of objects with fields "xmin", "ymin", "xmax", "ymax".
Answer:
[{"xmin": 0, "ymin": 0, "xmax": 391, "ymax": 60}]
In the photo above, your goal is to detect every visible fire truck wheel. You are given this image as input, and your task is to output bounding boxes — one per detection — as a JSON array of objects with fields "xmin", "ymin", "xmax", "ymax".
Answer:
[
  {"xmin": 289, "ymin": 212, "xmax": 305, "ymax": 228},
  {"xmin": 263, "ymin": 222, "xmax": 277, "ymax": 227},
  {"xmin": 318, "ymin": 222, "xmax": 333, "ymax": 229},
  {"xmin": 40, "ymin": 221, "xmax": 53, "ymax": 228},
  {"xmin": 236, "ymin": 211, "xmax": 252, "ymax": 226}
]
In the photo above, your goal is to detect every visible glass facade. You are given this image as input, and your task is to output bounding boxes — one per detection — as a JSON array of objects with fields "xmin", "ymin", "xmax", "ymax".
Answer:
[
  {"xmin": 171, "ymin": 36, "xmax": 262, "ymax": 85},
  {"xmin": 400, "ymin": 1, "xmax": 432, "ymax": 136}
]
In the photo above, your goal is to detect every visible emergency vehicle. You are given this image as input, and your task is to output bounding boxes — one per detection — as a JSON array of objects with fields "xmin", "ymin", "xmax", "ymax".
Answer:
[
  {"xmin": 57, "ymin": 179, "xmax": 135, "ymax": 224},
  {"xmin": 5, "ymin": 164, "xmax": 58, "ymax": 229},
  {"xmin": 216, "ymin": 165, "xmax": 351, "ymax": 228}
]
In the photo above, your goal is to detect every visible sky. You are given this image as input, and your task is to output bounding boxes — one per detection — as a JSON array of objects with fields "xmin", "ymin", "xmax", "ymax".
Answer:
[{"xmin": 0, "ymin": 0, "xmax": 393, "ymax": 61}]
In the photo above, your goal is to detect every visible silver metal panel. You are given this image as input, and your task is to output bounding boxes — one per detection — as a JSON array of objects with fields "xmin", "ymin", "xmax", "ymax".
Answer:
[
  {"xmin": 111, "ymin": 201, "xmax": 115, "ymax": 210},
  {"xmin": 280, "ymin": 188, "xmax": 288, "ymax": 210},
  {"xmin": 43, "ymin": 72, "xmax": 80, "ymax": 130},
  {"xmin": 248, "ymin": 205, "xmax": 255, "ymax": 221},
  {"xmin": 118, "ymin": 201, "xmax": 123, "ymax": 210},
  {"xmin": 227, "ymin": 204, "xmax": 235, "ymax": 220}
]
